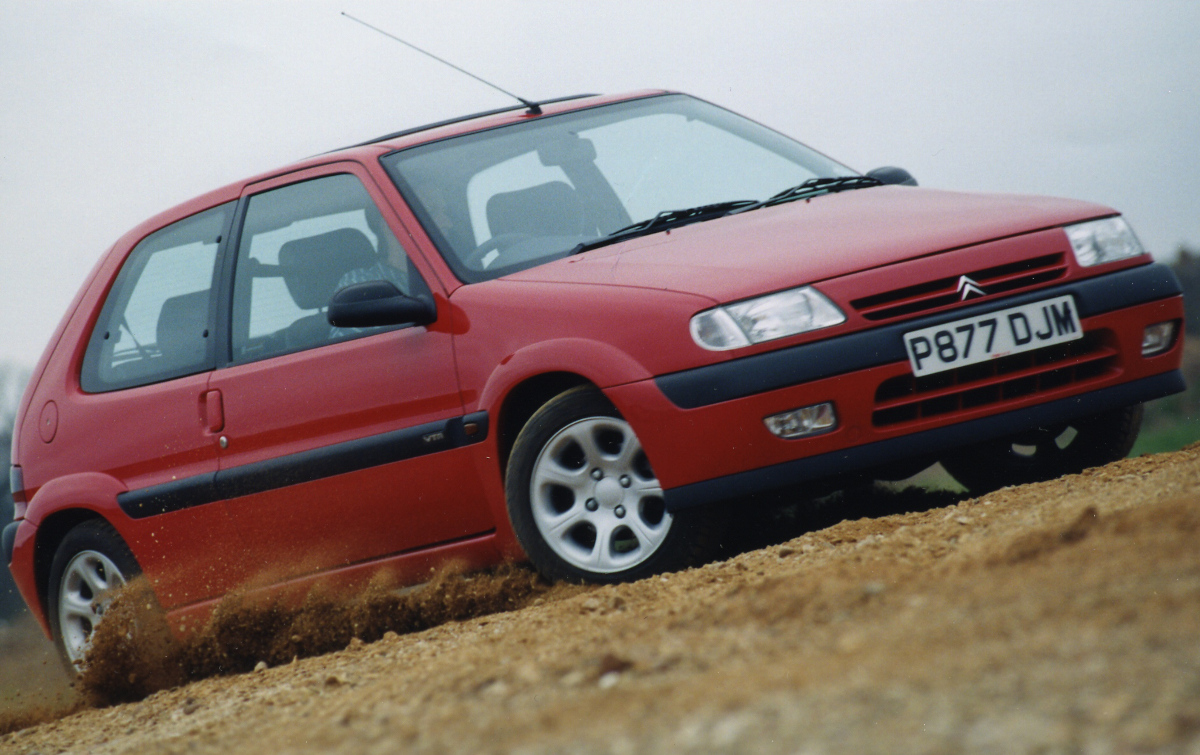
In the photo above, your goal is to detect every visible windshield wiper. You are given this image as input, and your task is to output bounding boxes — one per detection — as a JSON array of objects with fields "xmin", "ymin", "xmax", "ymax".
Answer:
[
  {"xmin": 566, "ymin": 178, "xmax": 881, "ymax": 257},
  {"xmin": 733, "ymin": 175, "xmax": 883, "ymax": 214},
  {"xmin": 569, "ymin": 199, "xmax": 758, "ymax": 255}
]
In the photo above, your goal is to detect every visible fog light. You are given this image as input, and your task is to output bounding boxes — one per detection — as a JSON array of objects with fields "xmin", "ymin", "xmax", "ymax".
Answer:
[
  {"xmin": 1142, "ymin": 321, "xmax": 1178, "ymax": 356},
  {"xmin": 764, "ymin": 402, "xmax": 837, "ymax": 439}
]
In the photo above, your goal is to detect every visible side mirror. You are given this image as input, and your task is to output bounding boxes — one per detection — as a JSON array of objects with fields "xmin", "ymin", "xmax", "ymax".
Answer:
[
  {"xmin": 867, "ymin": 166, "xmax": 918, "ymax": 187},
  {"xmin": 327, "ymin": 280, "xmax": 436, "ymax": 328}
]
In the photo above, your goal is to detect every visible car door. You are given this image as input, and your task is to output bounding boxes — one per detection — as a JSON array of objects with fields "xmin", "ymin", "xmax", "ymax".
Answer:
[{"xmin": 209, "ymin": 165, "xmax": 495, "ymax": 579}]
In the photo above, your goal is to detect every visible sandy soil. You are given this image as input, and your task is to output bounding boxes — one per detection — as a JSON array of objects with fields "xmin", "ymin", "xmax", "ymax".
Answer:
[{"xmin": 2, "ymin": 447, "xmax": 1199, "ymax": 754}]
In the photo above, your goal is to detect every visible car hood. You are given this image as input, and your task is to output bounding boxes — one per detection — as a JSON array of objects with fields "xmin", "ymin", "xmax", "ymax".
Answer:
[{"xmin": 501, "ymin": 186, "xmax": 1113, "ymax": 303}]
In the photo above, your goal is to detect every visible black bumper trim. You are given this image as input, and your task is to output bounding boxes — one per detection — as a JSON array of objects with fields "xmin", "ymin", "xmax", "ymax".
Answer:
[
  {"xmin": 656, "ymin": 263, "xmax": 1182, "ymax": 410},
  {"xmin": 2, "ymin": 521, "xmax": 17, "ymax": 566},
  {"xmin": 661, "ymin": 370, "xmax": 1185, "ymax": 511},
  {"xmin": 118, "ymin": 411, "xmax": 490, "ymax": 520}
]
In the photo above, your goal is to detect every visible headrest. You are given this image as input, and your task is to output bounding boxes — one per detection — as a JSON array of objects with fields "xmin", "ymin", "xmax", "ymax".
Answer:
[
  {"xmin": 486, "ymin": 181, "xmax": 583, "ymax": 238},
  {"xmin": 156, "ymin": 290, "xmax": 209, "ymax": 368},
  {"xmin": 278, "ymin": 228, "xmax": 378, "ymax": 310}
]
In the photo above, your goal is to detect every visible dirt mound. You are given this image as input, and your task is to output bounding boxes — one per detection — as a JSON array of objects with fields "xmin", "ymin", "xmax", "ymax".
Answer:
[{"xmin": 2, "ymin": 449, "xmax": 1199, "ymax": 753}]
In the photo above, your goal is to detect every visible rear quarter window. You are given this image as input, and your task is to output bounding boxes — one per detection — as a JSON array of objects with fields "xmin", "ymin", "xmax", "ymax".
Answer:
[{"xmin": 80, "ymin": 203, "xmax": 234, "ymax": 393}]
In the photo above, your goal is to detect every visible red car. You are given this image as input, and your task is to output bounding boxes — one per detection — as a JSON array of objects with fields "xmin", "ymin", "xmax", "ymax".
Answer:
[{"xmin": 4, "ymin": 91, "xmax": 1184, "ymax": 667}]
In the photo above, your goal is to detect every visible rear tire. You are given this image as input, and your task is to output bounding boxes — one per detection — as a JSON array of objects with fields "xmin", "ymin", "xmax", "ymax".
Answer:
[
  {"xmin": 47, "ymin": 519, "xmax": 141, "ymax": 672},
  {"xmin": 505, "ymin": 387, "xmax": 716, "ymax": 583},
  {"xmin": 940, "ymin": 404, "xmax": 1143, "ymax": 494}
]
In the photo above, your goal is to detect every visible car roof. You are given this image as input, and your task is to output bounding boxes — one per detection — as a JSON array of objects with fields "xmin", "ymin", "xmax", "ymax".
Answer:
[
  {"xmin": 338, "ymin": 93, "xmax": 603, "ymax": 150},
  {"xmin": 120, "ymin": 90, "xmax": 672, "ymax": 246},
  {"xmin": 332, "ymin": 89, "xmax": 669, "ymax": 156}
]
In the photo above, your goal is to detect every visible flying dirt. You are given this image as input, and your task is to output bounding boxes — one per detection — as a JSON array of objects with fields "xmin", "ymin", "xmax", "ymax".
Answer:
[{"xmin": 2, "ymin": 447, "xmax": 1199, "ymax": 754}]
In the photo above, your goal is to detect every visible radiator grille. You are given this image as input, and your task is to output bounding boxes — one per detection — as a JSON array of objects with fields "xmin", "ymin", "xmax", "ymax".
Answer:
[{"xmin": 851, "ymin": 253, "xmax": 1068, "ymax": 322}]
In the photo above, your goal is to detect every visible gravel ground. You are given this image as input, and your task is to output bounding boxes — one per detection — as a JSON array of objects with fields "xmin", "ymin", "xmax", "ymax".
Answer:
[{"xmin": 2, "ymin": 447, "xmax": 1199, "ymax": 754}]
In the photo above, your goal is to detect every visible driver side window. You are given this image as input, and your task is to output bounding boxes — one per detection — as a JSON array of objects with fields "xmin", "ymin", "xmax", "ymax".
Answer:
[{"xmin": 230, "ymin": 173, "xmax": 429, "ymax": 364}]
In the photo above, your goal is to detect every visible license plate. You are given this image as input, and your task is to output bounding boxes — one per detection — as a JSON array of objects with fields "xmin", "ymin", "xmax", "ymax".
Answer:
[{"xmin": 903, "ymin": 295, "xmax": 1082, "ymax": 378}]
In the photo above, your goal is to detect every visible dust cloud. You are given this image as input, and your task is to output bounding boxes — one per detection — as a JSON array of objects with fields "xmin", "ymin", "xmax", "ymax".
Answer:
[{"xmin": 79, "ymin": 561, "xmax": 555, "ymax": 707}]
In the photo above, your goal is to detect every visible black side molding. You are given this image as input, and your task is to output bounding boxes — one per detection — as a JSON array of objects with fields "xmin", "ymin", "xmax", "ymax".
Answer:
[
  {"xmin": 657, "ymin": 263, "xmax": 1183, "ymax": 410},
  {"xmin": 661, "ymin": 370, "xmax": 1185, "ymax": 512},
  {"xmin": 118, "ymin": 474, "xmax": 218, "ymax": 520},
  {"xmin": 119, "ymin": 411, "xmax": 489, "ymax": 520}
]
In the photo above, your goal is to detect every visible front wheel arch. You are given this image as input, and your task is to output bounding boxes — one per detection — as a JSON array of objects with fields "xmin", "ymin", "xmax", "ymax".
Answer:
[
  {"xmin": 505, "ymin": 386, "xmax": 716, "ymax": 583},
  {"xmin": 495, "ymin": 372, "xmax": 594, "ymax": 473}
]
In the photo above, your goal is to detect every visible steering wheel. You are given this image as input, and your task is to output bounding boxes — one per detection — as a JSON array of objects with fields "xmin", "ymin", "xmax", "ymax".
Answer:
[{"xmin": 464, "ymin": 233, "xmax": 533, "ymax": 270}]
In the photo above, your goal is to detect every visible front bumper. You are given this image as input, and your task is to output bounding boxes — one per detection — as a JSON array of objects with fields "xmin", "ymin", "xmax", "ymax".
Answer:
[
  {"xmin": 607, "ymin": 263, "xmax": 1185, "ymax": 510},
  {"xmin": 662, "ymin": 370, "xmax": 1181, "ymax": 510}
]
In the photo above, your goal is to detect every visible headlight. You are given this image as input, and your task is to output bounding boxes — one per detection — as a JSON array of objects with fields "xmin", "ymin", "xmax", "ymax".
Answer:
[
  {"xmin": 690, "ymin": 286, "xmax": 846, "ymax": 351},
  {"xmin": 1065, "ymin": 217, "xmax": 1145, "ymax": 267}
]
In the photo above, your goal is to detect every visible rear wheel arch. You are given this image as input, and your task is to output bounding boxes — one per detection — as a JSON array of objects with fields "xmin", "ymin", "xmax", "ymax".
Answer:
[
  {"xmin": 46, "ymin": 517, "xmax": 142, "ymax": 670},
  {"xmin": 33, "ymin": 509, "xmax": 111, "ymax": 617},
  {"xmin": 23, "ymin": 472, "xmax": 130, "ymax": 616}
]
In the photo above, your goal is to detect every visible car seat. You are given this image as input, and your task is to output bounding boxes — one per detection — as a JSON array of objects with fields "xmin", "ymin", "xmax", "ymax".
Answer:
[{"xmin": 278, "ymin": 228, "xmax": 378, "ymax": 350}]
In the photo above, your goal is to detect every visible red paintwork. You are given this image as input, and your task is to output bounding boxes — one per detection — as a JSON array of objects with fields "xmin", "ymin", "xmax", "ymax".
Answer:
[
  {"xmin": 6, "ymin": 91, "xmax": 1185, "ymax": 642},
  {"xmin": 506, "ymin": 188, "xmax": 1116, "ymax": 303},
  {"xmin": 7, "ymin": 520, "xmax": 42, "ymax": 633},
  {"xmin": 211, "ymin": 329, "xmax": 494, "ymax": 583}
]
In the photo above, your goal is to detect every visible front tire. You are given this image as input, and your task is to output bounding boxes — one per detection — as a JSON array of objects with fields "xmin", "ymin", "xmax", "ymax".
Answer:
[
  {"xmin": 940, "ymin": 404, "xmax": 1143, "ymax": 494},
  {"xmin": 505, "ymin": 387, "xmax": 712, "ymax": 583},
  {"xmin": 47, "ymin": 519, "xmax": 141, "ymax": 671}
]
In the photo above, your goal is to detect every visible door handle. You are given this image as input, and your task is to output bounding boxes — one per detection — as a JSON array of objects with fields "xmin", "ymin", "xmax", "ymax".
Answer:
[{"xmin": 203, "ymin": 389, "xmax": 225, "ymax": 433}]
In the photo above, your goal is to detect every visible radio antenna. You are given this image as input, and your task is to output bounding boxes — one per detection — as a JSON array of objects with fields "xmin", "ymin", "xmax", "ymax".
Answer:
[{"xmin": 341, "ymin": 12, "xmax": 542, "ymax": 115}]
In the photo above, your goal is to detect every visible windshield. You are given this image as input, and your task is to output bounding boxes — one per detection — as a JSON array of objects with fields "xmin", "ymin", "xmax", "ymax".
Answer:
[{"xmin": 381, "ymin": 93, "xmax": 856, "ymax": 283}]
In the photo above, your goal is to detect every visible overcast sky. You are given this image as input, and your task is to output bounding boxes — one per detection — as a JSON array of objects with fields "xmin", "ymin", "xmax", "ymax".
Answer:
[{"xmin": 1, "ymin": 0, "xmax": 1197, "ymax": 369}]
